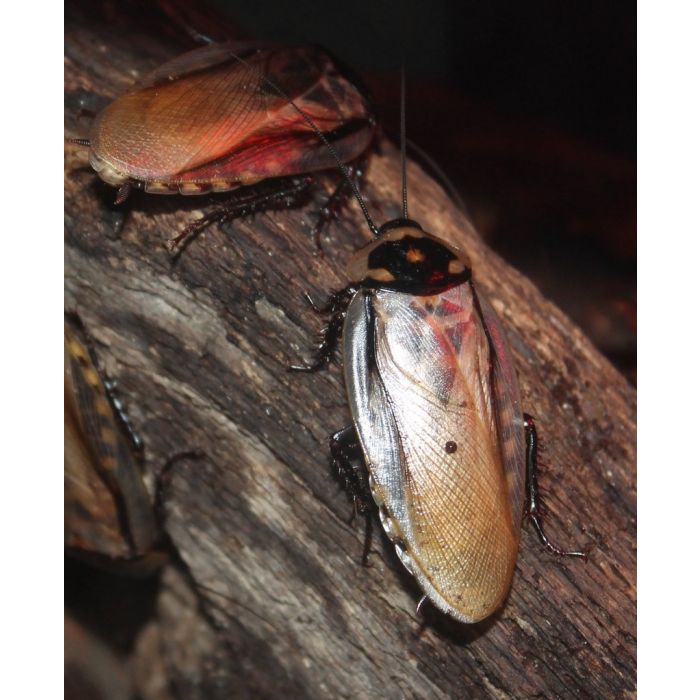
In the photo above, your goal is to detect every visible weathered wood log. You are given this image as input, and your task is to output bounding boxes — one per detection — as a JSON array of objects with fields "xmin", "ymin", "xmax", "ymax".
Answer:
[{"xmin": 65, "ymin": 4, "xmax": 636, "ymax": 698}]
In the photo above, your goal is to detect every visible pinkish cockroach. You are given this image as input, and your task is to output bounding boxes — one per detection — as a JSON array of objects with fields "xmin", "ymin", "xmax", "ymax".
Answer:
[
  {"xmin": 285, "ymin": 70, "xmax": 589, "ymax": 623},
  {"xmin": 70, "ymin": 43, "xmax": 376, "ymax": 254}
]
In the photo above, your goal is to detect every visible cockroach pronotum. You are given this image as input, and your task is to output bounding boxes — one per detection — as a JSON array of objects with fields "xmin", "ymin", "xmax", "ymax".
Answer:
[
  {"xmin": 285, "ymin": 69, "xmax": 589, "ymax": 622},
  {"xmin": 69, "ymin": 42, "xmax": 375, "ymax": 254}
]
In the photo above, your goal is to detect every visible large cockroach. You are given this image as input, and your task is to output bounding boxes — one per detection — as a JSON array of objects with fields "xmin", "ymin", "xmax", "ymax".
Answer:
[
  {"xmin": 286, "ymin": 71, "xmax": 588, "ymax": 622},
  {"xmin": 70, "ymin": 43, "xmax": 375, "ymax": 253}
]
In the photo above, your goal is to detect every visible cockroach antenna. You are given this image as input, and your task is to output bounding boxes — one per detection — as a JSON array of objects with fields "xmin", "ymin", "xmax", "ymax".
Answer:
[
  {"xmin": 400, "ymin": 64, "xmax": 409, "ymax": 220},
  {"xmin": 228, "ymin": 49, "xmax": 380, "ymax": 237}
]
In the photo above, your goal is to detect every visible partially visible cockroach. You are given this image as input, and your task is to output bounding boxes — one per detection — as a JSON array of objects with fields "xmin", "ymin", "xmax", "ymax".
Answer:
[
  {"xmin": 64, "ymin": 316, "xmax": 198, "ymax": 570},
  {"xmin": 65, "ymin": 317, "xmax": 156, "ymax": 562},
  {"xmin": 69, "ymin": 43, "xmax": 375, "ymax": 254},
  {"xmin": 284, "ymin": 68, "xmax": 590, "ymax": 623}
]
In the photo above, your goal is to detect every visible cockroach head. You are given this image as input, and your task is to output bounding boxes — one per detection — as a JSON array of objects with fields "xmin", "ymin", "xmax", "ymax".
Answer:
[{"xmin": 347, "ymin": 219, "xmax": 472, "ymax": 295}]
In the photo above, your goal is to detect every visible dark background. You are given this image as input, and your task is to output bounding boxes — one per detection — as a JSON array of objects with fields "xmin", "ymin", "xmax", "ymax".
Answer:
[
  {"xmin": 216, "ymin": 0, "xmax": 634, "ymax": 159},
  {"xmin": 210, "ymin": 0, "xmax": 636, "ymax": 381}
]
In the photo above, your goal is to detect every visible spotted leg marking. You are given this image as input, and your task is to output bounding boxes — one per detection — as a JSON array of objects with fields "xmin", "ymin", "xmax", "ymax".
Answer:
[
  {"xmin": 330, "ymin": 426, "xmax": 374, "ymax": 566},
  {"xmin": 524, "ymin": 414, "xmax": 589, "ymax": 559},
  {"xmin": 289, "ymin": 286, "xmax": 357, "ymax": 372}
]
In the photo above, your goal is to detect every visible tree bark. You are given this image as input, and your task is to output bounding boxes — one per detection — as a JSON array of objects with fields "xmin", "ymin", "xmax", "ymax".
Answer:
[{"xmin": 65, "ymin": 3, "xmax": 636, "ymax": 698}]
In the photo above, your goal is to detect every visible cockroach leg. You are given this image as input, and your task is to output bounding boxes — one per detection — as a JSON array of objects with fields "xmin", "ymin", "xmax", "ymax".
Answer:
[
  {"xmin": 523, "ymin": 414, "xmax": 590, "ymax": 559},
  {"xmin": 167, "ymin": 175, "xmax": 313, "ymax": 260},
  {"xmin": 288, "ymin": 313, "xmax": 344, "ymax": 372},
  {"xmin": 99, "ymin": 377, "xmax": 143, "ymax": 455},
  {"xmin": 155, "ymin": 449, "xmax": 205, "ymax": 522},
  {"xmin": 300, "ymin": 292, "xmax": 323, "ymax": 314},
  {"xmin": 330, "ymin": 426, "xmax": 374, "ymax": 566},
  {"xmin": 289, "ymin": 286, "xmax": 356, "ymax": 372},
  {"xmin": 301, "ymin": 285, "xmax": 358, "ymax": 315},
  {"xmin": 415, "ymin": 595, "xmax": 429, "ymax": 618},
  {"xmin": 114, "ymin": 182, "xmax": 132, "ymax": 206},
  {"xmin": 360, "ymin": 511, "xmax": 373, "ymax": 567},
  {"xmin": 311, "ymin": 160, "xmax": 366, "ymax": 253}
]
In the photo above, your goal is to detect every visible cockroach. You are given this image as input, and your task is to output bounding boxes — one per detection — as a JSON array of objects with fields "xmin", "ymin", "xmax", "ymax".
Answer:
[
  {"xmin": 65, "ymin": 316, "xmax": 199, "ymax": 571},
  {"xmin": 69, "ymin": 43, "xmax": 375, "ymax": 253},
  {"xmin": 286, "ymin": 71, "xmax": 588, "ymax": 622},
  {"xmin": 64, "ymin": 317, "xmax": 157, "ymax": 561}
]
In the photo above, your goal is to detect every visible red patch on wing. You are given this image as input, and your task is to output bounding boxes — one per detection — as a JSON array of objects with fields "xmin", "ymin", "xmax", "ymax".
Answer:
[
  {"xmin": 445, "ymin": 321, "xmax": 471, "ymax": 354},
  {"xmin": 434, "ymin": 299, "xmax": 463, "ymax": 317}
]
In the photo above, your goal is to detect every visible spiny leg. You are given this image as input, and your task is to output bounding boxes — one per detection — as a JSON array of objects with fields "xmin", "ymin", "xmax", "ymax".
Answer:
[
  {"xmin": 167, "ymin": 175, "xmax": 313, "ymax": 261},
  {"xmin": 98, "ymin": 377, "xmax": 143, "ymax": 455},
  {"xmin": 155, "ymin": 449, "xmax": 205, "ymax": 524},
  {"xmin": 289, "ymin": 286, "xmax": 357, "ymax": 372},
  {"xmin": 66, "ymin": 312, "xmax": 144, "ymax": 455},
  {"xmin": 524, "ymin": 414, "xmax": 589, "ymax": 558},
  {"xmin": 311, "ymin": 159, "xmax": 367, "ymax": 252},
  {"xmin": 114, "ymin": 182, "xmax": 132, "ymax": 205},
  {"xmin": 330, "ymin": 426, "xmax": 373, "ymax": 566}
]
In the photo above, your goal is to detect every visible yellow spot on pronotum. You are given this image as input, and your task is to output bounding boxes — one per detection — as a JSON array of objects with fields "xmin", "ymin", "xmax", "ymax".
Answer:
[
  {"xmin": 406, "ymin": 247, "xmax": 425, "ymax": 263},
  {"xmin": 367, "ymin": 268, "xmax": 396, "ymax": 283},
  {"xmin": 448, "ymin": 260, "xmax": 466, "ymax": 274}
]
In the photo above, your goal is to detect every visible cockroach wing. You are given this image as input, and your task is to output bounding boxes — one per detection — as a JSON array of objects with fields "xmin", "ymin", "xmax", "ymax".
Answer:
[
  {"xmin": 65, "ymin": 385, "xmax": 131, "ymax": 558},
  {"xmin": 473, "ymin": 285, "xmax": 525, "ymax": 531},
  {"xmin": 128, "ymin": 43, "xmax": 270, "ymax": 91},
  {"xmin": 64, "ymin": 324, "xmax": 156, "ymax": 556},
  {"xmin": 344, "ymin": 283, "xmax": 522, "ymax": 623},
  {"xmin": 89, "ymin": 44, "xmax": 373, "ymax": 188}
]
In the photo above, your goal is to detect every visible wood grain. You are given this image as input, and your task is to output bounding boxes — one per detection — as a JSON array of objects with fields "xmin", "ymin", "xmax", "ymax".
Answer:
[{"xmin": 65, "ymin": 3, "xmax": 636, "ymax": 698}]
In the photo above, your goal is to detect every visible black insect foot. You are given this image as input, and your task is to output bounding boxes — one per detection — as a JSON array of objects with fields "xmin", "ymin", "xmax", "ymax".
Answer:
[
  {"xmin": 301, "ymin": 292, "xmax": 324, "ymax": 314},
  {"xmin": 527, "ymin": 513, "xmax": 589, "ymax": 559},
  {"xmin": 289, "ymin": 290, "xmax": 355, "ymax": 372},
  {"xmin": 288, "ymin": 356, "xmax": 328, "ymax": 372},
  {"xmin": 329, "ymin": 426, "xmax": 375, "ymax": 565},
  {"xmin": 523, "ymin": 413, "xmax": 592, "ymax": 560},
  {"xmin": 360, "ymin": 511, "xmax": 373, "ymax": 567}
]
